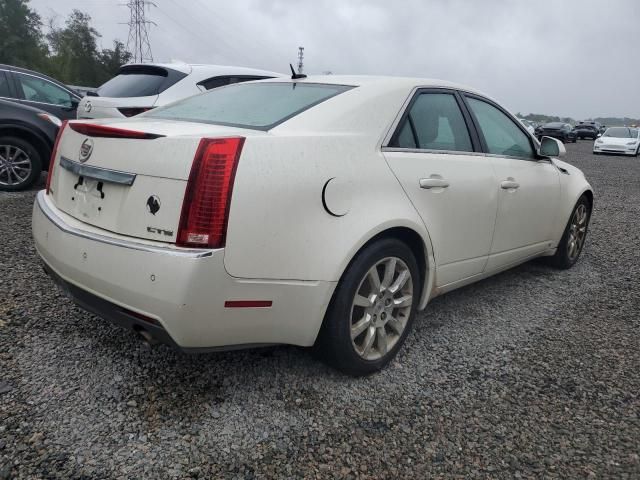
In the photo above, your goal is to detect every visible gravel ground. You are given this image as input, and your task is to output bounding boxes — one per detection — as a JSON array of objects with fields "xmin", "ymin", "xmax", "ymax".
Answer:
[{"xmin": 1, "ymin": 140, "xmax": 639, "ymax": 479}]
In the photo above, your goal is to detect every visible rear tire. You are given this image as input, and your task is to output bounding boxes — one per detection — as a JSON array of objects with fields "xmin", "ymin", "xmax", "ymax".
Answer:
[
  {"xmin": 314, "ymin": 238, "xmax": 421, "ymax": 376},
  {"xmin": 547, "ymin": 195, "xmax": 591, "ymax": 269},
  {"xmin": 0, "ymin": 136, "xmax": 42, "ymax": 191}
]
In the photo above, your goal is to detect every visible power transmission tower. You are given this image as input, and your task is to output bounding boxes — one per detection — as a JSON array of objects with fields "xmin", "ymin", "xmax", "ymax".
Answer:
[
  {"xmin": 297, "ymin": 46, "xmax": 304, "ymax": 74},
  {"xmin": 124, "ymin": 0, "xmax": 156, "ymax": 63}
]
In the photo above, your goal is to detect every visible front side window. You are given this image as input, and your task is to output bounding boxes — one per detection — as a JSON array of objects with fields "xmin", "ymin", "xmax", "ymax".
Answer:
[
  {"xmin": 145, "ymin": 82, "xmax": 353, "ymax": 130},
  {"xmin": 390, "ymin": 92, "xmax": 473, "ymax": 152},
  {"xmin": 466, "ymin": 97, "xmax": 535, "ymax": 159},
  {"xmin": 14, "ymin": 72, "xmax": 73, "ymax": 107}
]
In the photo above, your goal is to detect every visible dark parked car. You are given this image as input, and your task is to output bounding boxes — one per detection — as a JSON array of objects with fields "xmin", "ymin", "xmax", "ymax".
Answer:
[
  {"xmin": 0, "ymin": 99, "xmax": 60, "ymax": 191},
  {"xmin": 537, "ymin": 122, "xmax": 577, "ymax": 143},
  {"xmin": 0, "ymin": 64, "xmax": 81, "ymax": 120},
  {"xmin": 573, "ymin": 124, "xmax": 599, "ymax": 140}
]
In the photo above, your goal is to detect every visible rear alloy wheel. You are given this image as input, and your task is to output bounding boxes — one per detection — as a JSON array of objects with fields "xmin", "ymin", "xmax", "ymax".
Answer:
[
  {"xmin": 315, "ymin": 238, "xmax": 420, "ymax": 375},
  {"xmin": 0, "ymin": 137, "xmax": 42, "ymax": 191},
  {"xmin": 547, "ymin": 195, "xmax": 591, "ymax": 269}
]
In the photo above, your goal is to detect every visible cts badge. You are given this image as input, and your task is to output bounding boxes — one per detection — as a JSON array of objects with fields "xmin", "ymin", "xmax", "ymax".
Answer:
[{"xmin": 79, "ymin": 138, "xmax": 94, "ymax": 163}]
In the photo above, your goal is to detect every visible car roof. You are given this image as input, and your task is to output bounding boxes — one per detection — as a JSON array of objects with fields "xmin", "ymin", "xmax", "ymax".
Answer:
[
  {"xmin": 0, "ymin": 63, "xmax": 81, "ymax": 98},
  {"xmin": 122, "ymin": 62, "xmax": 285, "ymax": 78},
  {"xmin": 262, "ymin": 74, "xmax": 493, "ymax": 99}
]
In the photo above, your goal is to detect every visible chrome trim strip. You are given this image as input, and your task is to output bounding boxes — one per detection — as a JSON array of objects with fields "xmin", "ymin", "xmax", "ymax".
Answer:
[
  {"xmin": 60, "ymin": 156, "xmax": 137, "ymax": 185},
  {"xmin": 36, "ymin": 191, "xmax": 215, "ymax": 258},
  {"xmin": 381, "ymin": 146, "xmax": 485, "ymax": 157}
]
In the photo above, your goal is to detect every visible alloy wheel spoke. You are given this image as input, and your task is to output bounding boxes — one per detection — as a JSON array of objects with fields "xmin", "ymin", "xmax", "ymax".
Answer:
[
  {"xmin": 388, "ymin": 270, "xmax": 409, "ymax": 294},
  {"xmin": 393, "ymin": 294, "xmax": 413, "ymax": 308},
  {"xmin": 387, "ymin": 316, "xmax": 404, "ymax": 335},
  {"xmin": 351, "ymin": 313, "xmax": 372, "ymax": 339},
  {"xmin": 380, "ymin": 258, "xmax": 396, "ymax": 289},
  {"xmin": 354, "ymin": 294, "xmax": 373, "ymax": 308},
  {"xmin": 367, "ymin": 267, "xmax": 381, "ymax": 292},
  {"xmin": 361, "ymin": 327, "xmax": 375, "ymax": 356},
  {"xmin": 377, "ymin": 327, "xmax": 388, "ymax": 355}
]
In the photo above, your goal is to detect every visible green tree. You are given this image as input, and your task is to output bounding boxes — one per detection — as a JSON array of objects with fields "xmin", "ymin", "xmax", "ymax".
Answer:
[
  {"xmin": 46, "ymin": 10, "xmax": 103, "ymax": 86},
  {"xmin": 98, "ymin": 40, "xmax": 132, "ymax": 83},
  {"xmin": 0, "ymin": 0, "xmax": 48, "ymax": 69}
]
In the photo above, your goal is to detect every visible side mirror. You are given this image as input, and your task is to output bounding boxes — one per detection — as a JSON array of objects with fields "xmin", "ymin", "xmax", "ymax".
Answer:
[
  {"xmin": 596, "ymin": 133, "xmax": 602, "ymax": 138},
  {"xmin": 538, "ymin": 136, "xmax": 566, "ymax": 158}
]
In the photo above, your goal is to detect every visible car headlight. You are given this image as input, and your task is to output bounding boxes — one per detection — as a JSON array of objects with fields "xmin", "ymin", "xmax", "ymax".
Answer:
[
  {"xmin": 37, "ymin": 113, "xmax": 62, "ymax": 127},
  {"xmin": 626, "ymin": 141, "xmax": 638, "ymax": 145},
  {"xmin": 596, "ymin": 139, "xmax": 603, "ymax": 144}
]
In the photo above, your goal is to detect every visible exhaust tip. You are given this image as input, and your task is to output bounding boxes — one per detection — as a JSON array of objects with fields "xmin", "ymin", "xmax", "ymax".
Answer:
[{"xmin": 135, "ymin": 327, "xmax": 158, "ymax": 347}]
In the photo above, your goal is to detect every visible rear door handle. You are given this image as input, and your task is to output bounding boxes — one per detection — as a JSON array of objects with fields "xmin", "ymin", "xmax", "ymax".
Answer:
[
  {"xmin": 500, "ymin": 180, "xmax": 520, "ymax": 189},
  {"xmin": 419, "ymin": 177, "xmax": 450, "ymax": 189}
]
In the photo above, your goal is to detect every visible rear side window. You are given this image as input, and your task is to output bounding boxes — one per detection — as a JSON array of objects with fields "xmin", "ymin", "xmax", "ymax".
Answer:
[
  {"xmin": 466, "ymin": 97, "xmax": 535, "ymax": 159},
  {"xmin": 145, "ymin": 82, "xmax": 353, "ymax": 130},
  {"xmin": 0, "ymin": 71, "xmax": 12, "ymax": 97},
  {"xmin": 390, "ymin": 92, "xmax": 473, "ymax": 152},
  {"xmin": 197, "ymin": 75, "xmax": 271, "ymax": 91},
  {"xmin": 97, "ymin": 66, "xmax": 186, "ymax": 97}
]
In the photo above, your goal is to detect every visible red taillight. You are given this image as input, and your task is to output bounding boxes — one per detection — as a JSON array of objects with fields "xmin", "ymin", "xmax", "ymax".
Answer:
[
  {"xmin": 118, "ymin": 107, "xmax": 153, "ymax": 117},
  {"xmin": 46, "ymin": 120, "xmax": 68, "ymax": 194},
  {"xmin": 177, "ymin": 137, "xmax": 245, "ymax": 248},
  {"xmin": 68, "ymin": 122, "xmax": 163, "ymax": 139}
]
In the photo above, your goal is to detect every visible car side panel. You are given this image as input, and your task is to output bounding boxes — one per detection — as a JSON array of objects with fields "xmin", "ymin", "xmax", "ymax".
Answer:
[{"xmin": 223, "ymin": 135, "xmax": 432, "ymax": 286}]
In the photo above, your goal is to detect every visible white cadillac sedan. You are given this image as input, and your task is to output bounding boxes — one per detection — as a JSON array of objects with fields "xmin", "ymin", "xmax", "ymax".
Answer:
[
  {"xmin": 33, "ymin": 76, "xmax": 593, "ymax": 375},
  {"xmin": 593, "ymin": 126, "xmax": 640, "ymax": 156}
]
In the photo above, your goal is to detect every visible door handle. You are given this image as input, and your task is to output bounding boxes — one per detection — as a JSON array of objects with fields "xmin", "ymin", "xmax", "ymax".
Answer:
[
  {"xmin": 419, "ymin": 177, "xmax": 450, "ymax": 189},
  {"xmin": 500, "ymin": 180, "xmax": 520, "ymax": 189}
]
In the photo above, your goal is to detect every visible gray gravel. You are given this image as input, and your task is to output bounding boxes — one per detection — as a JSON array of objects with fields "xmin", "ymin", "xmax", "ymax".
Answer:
[{"xmin": 1, "ymin": 141, "xmax": 639, "ymax": 479}]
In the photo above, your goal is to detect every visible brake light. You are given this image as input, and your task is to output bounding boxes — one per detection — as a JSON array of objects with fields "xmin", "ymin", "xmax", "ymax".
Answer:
[
  {"xmin": 177, "ymin": 137, "xmax": 245, "ymax": 248},
  {"xmin": 118, "ymin": 107, "xmax": 153, "ymax": 117},
  {"xmin": 46, "ymin": 120, "xmax": 68, "ymax": 194},
  {"xmin": 68, "ymin": 122, "xmax": 164, "ymax": 139}
]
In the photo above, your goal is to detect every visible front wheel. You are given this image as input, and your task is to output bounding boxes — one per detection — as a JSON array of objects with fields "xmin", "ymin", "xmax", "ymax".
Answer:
[
  {"xmin": 314, "ymin": 238, "xmax": 420, "ymax": 376},
  {"xmin": 547, "ymin": 196, "xmax": 591, "ymax": 269},
  {"xmin": 0, "ymin": 136, "xmax": 43, "ymax": 191}
]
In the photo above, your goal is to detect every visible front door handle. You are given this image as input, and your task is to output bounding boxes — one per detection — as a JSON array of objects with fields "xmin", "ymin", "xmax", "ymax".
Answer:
[
  {"xmin": 419, "ymin": 177, "xmax": 450, "ymax": 189},
  {"xmin": 500, "ymin": 180, "xmax": 520, "ymax": 189}
]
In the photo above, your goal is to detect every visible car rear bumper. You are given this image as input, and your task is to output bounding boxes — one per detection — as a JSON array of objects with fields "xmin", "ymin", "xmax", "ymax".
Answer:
[{"xmin": 32, "ymin": 191, "xmax": 335, "ymax": 350}]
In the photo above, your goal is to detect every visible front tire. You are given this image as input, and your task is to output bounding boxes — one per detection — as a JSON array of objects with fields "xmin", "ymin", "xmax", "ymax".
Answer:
[
  {"xmin": 547, "ymin": 195, "xmax": 591, "ymax": 269},
  {"xmin": 314, "ymin": 238, "xmax": 420, "ymax": 376},
  {"xmin": 0, "ymin": 136, "xmax": 43, "ymax": 191}
]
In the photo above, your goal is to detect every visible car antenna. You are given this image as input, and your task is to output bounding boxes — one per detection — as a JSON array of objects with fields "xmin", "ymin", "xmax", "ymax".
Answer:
[{"xmin": 290, "ymin": 63, "xmax": 307, "ymax": 80}]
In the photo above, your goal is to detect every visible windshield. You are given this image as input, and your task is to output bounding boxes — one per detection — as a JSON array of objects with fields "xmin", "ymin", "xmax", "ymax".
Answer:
[
  {"xmin": 576, "ymin": 125, "xmax": 595, "ymax": 130},
  {"xmin": 145, "ymin": 82, "xmax": 354, "ymax": 130},
  {"xmin": 603, "ymin": 127, "xmax": 638, "ymax": 138}
]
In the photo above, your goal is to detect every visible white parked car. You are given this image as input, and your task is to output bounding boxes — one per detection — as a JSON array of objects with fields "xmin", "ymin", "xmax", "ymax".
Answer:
[
  {"xmin": 77, "ymin": 63, "xmax": 283, "ymax": 119},
  {"xmin": 33, "ymin": 76, "xmax": 593, "ymax": 375},
  {"xmin": 593, "ymin": 126, "xmax": 640, "ymax": 156}
]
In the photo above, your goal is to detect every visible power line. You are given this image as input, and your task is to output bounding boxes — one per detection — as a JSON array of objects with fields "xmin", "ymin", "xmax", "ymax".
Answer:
[
  {"xmin": 123, "ymin": 0, "xmax": 156, "ymax": 63},
  {"xmin": 297, "ymin": 46, "xmax": 304, "ymax": 74}
]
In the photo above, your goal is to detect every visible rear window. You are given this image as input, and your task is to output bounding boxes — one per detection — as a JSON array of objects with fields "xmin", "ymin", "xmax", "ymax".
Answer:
[
  {"xmin": 145, "ymin": 82, "xmax": 354, "ymax": 130},
  {"xmin": 97, "ymin": 66, "xmax": 186, "ymax": 98}
]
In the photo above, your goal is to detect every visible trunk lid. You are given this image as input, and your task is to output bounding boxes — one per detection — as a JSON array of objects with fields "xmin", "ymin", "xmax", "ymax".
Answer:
[
  {"xmin": 48, "ymin": 119, "xmax": 266, "ymax": 243},
  {"xmin": 77, "ymin": 95, "xmax": 159, "ymax": 119}
]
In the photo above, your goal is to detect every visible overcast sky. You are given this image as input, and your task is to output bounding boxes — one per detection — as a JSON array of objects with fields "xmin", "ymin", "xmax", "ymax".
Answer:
[{"xmin": 30, "ymin": 0, "xmax": 640, "ymax": 119}]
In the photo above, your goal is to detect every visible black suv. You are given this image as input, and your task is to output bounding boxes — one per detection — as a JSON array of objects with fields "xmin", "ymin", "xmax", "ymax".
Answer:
[
  {"xmin": 0, "ymin": 64, "xmax": 81, "ymax": 120},
  {"xmin": 573, "ymin": 123, "xmax": 600, "ymax": 140},
  {"xmin": 537, "ymin": 122, "xmax": 577, "ymax": 143}
]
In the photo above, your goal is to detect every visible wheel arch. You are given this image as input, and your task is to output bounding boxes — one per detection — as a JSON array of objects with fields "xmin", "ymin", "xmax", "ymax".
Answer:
[
  {"xmin": 332, "ymin": 221, "xmax": 437, "ymax": 313},
  {"xmin": 0, "ymin": 124, "xmax": 52, "ymax": 170}
]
